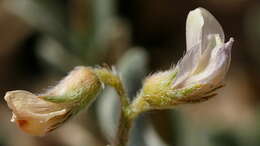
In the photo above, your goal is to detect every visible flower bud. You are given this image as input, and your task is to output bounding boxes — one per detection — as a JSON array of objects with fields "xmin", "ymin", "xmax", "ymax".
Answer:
[
  {"xmin": 131, "ymin": 7, "xmax": 234, "ymax": 112},
  {"xmin": 4, "ymin": 66, "xmax": 101, "ymax": 136},
  {"xmin": 131, "ymin": 71, "xmax": 177, "ymax": 111}
]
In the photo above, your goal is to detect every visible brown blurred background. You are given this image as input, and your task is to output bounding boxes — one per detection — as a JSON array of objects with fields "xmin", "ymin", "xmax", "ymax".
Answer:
[{"xmin": 1, "ymin": 0, "xmax": 260, "ymax": 146}]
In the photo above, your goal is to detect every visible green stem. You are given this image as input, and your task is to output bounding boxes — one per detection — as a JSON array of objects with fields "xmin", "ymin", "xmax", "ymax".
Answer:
[
  {"xmin": 94, "ymin": 68, "xmax": 130, "ymax": 108},
  {"xmin": 115, "ymin": 82, "xmax": 130, "ymax": 110},
  {"xmin": 94, "ymin": 68, "xmax": 133, "ymax": 145},
  {"xmin": 113, "ymin": 99, "xmax": 142, "ymax": 146},
  {"xmin": 94, "ymin": 68, "xmax": 144, "ymax": 146},
  {"xmin": 113, "ymin": 110, "xmax": 134, "ymax": 146}
]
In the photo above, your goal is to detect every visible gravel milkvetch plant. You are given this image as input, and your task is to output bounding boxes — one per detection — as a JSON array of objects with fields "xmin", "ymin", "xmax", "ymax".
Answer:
[{"xmin": 4, "ymin": 7, "xmax": 234, "ymax": 146}]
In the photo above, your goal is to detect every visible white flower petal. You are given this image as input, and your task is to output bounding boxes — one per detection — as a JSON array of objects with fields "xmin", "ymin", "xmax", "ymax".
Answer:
[
  {"xmin": 192, "ymin": 34, "xmax": 223, "ymax": 74},
  {"xmin": 186, "ymin": 7, "xmax": 225, "ymax": 53},
  {"xmin": 186, "ymin": 38, "xmax": 234, "ymax": 85},
  {"xmin": 172, "ymin": 43, "xmax": 200, "ymax": 88}
]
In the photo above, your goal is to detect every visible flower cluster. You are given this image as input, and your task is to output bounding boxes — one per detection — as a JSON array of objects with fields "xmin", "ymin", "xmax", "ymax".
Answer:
[{"xmin": 4, "ymin": 7, "xmax": 234, "ymax": 137}]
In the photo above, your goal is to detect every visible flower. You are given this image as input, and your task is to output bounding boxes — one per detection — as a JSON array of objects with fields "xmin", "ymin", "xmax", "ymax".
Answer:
[
  {"xmin": 4, "ymin": 67, "xmax": 101, "ymax": 136},
  {"xmin": 172, "ymin": 7, "xmax": 234, "ymax": 96},
  {"xmin": 131, "ymin": 7, "xmax": 234, "ymax": 112}
]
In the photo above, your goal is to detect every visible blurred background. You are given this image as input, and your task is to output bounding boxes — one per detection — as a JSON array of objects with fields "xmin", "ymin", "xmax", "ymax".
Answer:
[{"xmin": 0, "ymin": 0, "xmax": 260, "ymax": 146}]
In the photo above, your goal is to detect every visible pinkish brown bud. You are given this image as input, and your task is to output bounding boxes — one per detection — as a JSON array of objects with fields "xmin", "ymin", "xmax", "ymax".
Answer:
[{"xmin": 4, "ymin": 67, "xmax": 101, "ymax": 136}]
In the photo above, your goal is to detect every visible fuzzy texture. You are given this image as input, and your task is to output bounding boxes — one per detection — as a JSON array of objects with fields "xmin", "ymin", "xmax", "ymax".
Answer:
[
  {"xmin": 131, "ymin": 7, "xmax": 234, "ymax": 112},
  {"xmin": 4, "ymin": 66, "xmax": 101, "ymax": 136}
]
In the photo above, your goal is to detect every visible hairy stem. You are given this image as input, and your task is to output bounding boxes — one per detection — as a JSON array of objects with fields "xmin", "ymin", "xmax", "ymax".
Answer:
[
  {"xmin": 95, "ymin": 68, "xmax": 146, "ymax": 146},
  {"xmin": 113, "ymin": 109, "xmax": 134, "ymax": 146},
  {"xmin": 94, "ymin": 68, "xmax": 130, "ymax": 108},
  {"xmin": 95, "ymin": 68, "xmax": 134, "ymax": 146},
  {"xmin": 113, "ymin": 98, "xmax": 142, "ymax": 146}
]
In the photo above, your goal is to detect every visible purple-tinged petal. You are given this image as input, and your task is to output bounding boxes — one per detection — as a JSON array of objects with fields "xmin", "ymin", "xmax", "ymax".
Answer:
[
  {"xmin": 172, "ymin": 43, "xmax": 200, "ymax": 88},
  {"xmin": 186, "ymin": 38, "xmax": 234, "ymax": 86}
]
